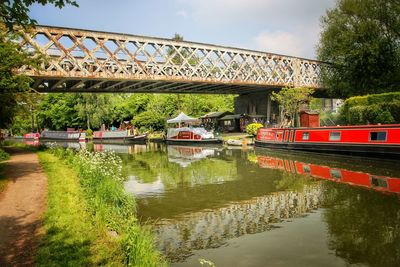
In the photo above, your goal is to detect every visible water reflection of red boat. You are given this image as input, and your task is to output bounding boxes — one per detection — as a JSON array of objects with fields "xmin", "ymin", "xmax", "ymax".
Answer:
[
  {"xmin": 255, "ymin": 124, "xmax": 400, "ymax": 158},
  {"xmin": 24, "ymin": 140, "xmax": 40, "ymax": 146},
  {"xmin": 257, "ymin": 155, "xmax": 400, "ymax": 194}
]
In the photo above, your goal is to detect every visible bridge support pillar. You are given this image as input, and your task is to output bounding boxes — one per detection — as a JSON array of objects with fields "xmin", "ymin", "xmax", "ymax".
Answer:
[{"xmin": 234, "ymin": 91, "xmax": 279, "ymax": 125}]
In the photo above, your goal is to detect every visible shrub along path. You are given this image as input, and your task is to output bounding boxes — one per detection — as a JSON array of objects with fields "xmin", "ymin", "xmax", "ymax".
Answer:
[{"xmin": 0, "ymin": 148, "xmax": 47, "ymax": 266}]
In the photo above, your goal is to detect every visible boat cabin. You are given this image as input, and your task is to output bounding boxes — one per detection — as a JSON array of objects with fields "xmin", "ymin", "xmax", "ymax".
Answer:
[{"xmin": 256, "ymin": 124, "xmax": 400, "ymax": 157}]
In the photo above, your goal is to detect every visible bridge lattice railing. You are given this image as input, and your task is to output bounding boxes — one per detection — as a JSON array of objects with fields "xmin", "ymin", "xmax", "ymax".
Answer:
[{"xmin": 18, "ymin": 26, "xmax": 323, "ymax": 88}]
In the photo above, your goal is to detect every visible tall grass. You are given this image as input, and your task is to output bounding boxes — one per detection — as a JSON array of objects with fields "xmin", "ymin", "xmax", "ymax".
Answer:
[
  {"xmin": 38, "ymin": 152, "xmax": 123, "ymax": 265},
  {"xmin": 0, "ymin": 148, "xmax": 10, "ymax": 193},
  {"xmin": 48, "ymin": 147, "xmax": 166, "ymax": 266}
]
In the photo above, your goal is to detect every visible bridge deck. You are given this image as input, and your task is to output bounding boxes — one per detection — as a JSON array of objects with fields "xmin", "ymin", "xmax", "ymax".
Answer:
[{"xmin": 18, "ymin": 25, "xmax": 324, "ymax": 93}]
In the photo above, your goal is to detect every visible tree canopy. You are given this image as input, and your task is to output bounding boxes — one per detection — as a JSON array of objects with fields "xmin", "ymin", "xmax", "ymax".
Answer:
[
  {"xmin": 0, "ymin": 0, "xmax": 78, "ymax": 129},
  {"xmin": 271, "ymin": 87, "xmax": 314, "ymax": 127},
  {"xmin": 1, "ymin": 0, "xmax": 78, "ymax": 29},
  {"xmin": 317, "ymin": 0, "xmax": 400, "ymax": 98}
]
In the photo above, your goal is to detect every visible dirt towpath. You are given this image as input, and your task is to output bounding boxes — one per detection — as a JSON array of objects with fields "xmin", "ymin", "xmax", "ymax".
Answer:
[{"xmin": 0, "ymin": 148, "xmax": 47, "ymax": 266}]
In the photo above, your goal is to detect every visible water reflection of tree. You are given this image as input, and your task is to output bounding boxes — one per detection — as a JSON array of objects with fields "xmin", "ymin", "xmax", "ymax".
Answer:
[
  {"xmin": 121, "ymin": 151, "xmax": 236, "ymax": 188},
  {"xmin": 323, "ymin": 183, "xmax": 400, "ymax": 267}
]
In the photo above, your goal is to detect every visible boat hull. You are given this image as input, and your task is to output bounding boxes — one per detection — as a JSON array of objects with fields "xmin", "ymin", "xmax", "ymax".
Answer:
[
  {"xmin": 255, "ymin": 140, "xmax": 400, "ymax": 158},
  {"xmin": 166, "ymin": 138, "xmax": 223, "ymax": 145},
  {"xmin": 93, "ymin": 135, "xmax": 147, "ymax": 144}
]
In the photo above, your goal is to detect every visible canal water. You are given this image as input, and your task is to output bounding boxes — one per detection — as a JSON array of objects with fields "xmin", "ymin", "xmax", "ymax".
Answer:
[
  {"xmin": 30, "ymin": 140, "xmax": 400, "ymax": 266},
  {"xmin": 113, "ymin": 143, "xmax": 400, "ymax": 267}
]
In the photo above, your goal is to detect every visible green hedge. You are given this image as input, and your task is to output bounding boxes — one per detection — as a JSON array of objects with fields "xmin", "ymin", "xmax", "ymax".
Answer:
[{"xmin": 340, "ymin": 92, "xmax": 400, "ymax": 125}]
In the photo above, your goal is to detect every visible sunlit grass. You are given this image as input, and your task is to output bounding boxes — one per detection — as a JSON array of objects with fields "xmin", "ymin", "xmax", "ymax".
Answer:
[
  {"xmin": 0, "ymin": 148, "xmax": 10, "ymax": 193},
  {"xmin": 43, "ymin": 147, "xmax": 167, "ymax": 266},
  {"xmin": 37, "ymin": 152, "xmax": 123, "ymax": 266}
]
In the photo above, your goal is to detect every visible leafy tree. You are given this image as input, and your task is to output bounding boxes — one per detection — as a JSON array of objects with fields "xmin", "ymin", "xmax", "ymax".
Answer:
[
  {"xmin": 0, "ymin": 0, "xmax": 78, "ymax": 129},
  {"xmin": 37, "ymin": 93, "xmax": 84, "ymax": 130},
  {"xmin": 132, "ymin": 110, "xmax": 166, "ymax": 132},
  {"xmin": 1, "ymin": 0, "xmax": 78, "ymax": 29},
  {"xmin": 318, "ymin": 0, "xmax": 400, "ymax": 98},
  {"xmin": 110, "ymin": 94, "xmax": 152, "ymax": 123},
  {"xmin": 76, "ymin": 93, "xmax": 111, "ymax": 130},
  {"xmin": 0, "ymin": 23, "xmax": 42, "ymax": 128},
  {"xmin": 271, "ymin": 87, "xmax": 314, "ymax": 127}
]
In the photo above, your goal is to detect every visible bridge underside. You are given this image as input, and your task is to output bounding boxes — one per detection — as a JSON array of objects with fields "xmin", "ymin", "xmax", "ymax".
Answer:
[{"xmin": 32, "ymin": 78, "xmax": 279, "ymax": 94}]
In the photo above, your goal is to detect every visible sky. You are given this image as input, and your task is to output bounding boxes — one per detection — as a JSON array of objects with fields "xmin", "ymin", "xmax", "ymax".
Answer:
[{"xmin": 29, "ymin": 0, "xmax": 336, "ymax": 59}]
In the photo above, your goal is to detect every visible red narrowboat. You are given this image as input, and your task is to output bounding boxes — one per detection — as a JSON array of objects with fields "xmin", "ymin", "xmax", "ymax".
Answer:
[
  {"xmin": 257, "ymin": 155, "xmax": 400, "ymax": 194},
  {"xmin": 255, "ymin": 124, "xmax": 400, "ymax": 158},
  {"xmin": 23, "ymin": 133, "xmax": 40, "ymax": 140}
]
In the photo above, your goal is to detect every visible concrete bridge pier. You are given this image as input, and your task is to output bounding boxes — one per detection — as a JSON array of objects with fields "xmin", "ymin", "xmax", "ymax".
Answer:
[{"xmin": 234, "ymin": 91, "xmax": 279, "ymax": 125}]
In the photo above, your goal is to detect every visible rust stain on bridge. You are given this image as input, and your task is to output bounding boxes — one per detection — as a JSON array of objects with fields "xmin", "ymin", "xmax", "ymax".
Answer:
[{"xmin": 18, "ymin": 25, "xmax": 324, "ymax": 94}]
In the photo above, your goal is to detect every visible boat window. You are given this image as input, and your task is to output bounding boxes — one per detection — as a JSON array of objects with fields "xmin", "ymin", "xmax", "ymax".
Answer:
[
  {"xmin": 303, "ymin": 165, "xmax": 311, "ymax": 173},
  {"xmin": 370, "ymin": 176, "xmax": 388, "ymax": 188},
  {"xmin": 302, "ymin": 132, "xmax": 309, "ymax": 140},
  {"xmin": 329, "ymin": 132, "xmax": 341, "ymax": 141},
  {"xmin": 369, "ymin": 131, "xmax": 387, "ymax": 141},
  {"xmin": 330, "ymin": 169, "xmax": 342, "ymax": 179}
]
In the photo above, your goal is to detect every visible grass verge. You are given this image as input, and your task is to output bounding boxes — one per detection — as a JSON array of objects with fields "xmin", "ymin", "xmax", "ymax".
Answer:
[
  {"xmin": 37, "ymin": 152, "xmax": 123, "ymax": 266},
  {"xmin": 42, "ymin": 148, "xmax": 166, "ymax": 266},
  {"xmin": 0, "ymin": 148, "xmax": 10, "ymax": 193}
]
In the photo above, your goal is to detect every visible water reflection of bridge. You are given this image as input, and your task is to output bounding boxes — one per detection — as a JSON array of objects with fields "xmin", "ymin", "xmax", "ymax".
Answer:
[{"xmin": 154, "ymin": 184, "xmax": 323, "ymax": 262}]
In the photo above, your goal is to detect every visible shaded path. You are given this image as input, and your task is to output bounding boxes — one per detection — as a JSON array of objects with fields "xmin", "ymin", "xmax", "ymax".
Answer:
[{"xmin": 0, "ymin": 148, "xmax": 47, "ymax": 266}]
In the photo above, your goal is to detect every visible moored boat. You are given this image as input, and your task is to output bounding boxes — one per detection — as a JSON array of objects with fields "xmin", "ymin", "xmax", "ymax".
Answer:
[
  {"xmin": 166, "ymin": 127, "xmax": 222, "ymax": 145},
  {"xmin": 165, "ymin": 112, "xmax": 222, "ymax": 145},
  {"xmin": 40, "ymin": 130, "xmax": 86, "ymax": 142},
  {"xmin": 23, "ymin": 133, "xmax": 40, "ymax": 140},
  {"xmin": 255, "ymin": 124, "xmax": 400, "ymax": 158},
  {"xmin": 92, "ymin": 130, "xmax": 147, "ymax": 144}
]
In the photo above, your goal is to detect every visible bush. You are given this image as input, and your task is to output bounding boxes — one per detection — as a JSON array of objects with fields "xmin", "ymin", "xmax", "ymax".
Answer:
[
  {"xmin": 340, "ymin": 92, "xmax": 400, "ymax": 124},
  {"xmin": 0, "ymin": 148, "xmax": 10, "ymax": 161},
  {"xmin": 246, "ymin": 123, "xmax": 263, "ymax": 136},
  {"xmin": 86, "ymin": 128, "xmax": 93, "ymax": 138}
]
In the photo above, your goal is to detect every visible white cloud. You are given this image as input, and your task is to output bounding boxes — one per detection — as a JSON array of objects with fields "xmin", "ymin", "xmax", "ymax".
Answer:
[
  {"xmin": 252, "ymin": 31, "xmax": 304, "ymax": 56},
  {"xmin": 176, "ymin": 9, "xmax": 188, "ymax": 18},
  {"xmin": 177, "ymin": 0, "xmax": 335, "ymax": 58}
]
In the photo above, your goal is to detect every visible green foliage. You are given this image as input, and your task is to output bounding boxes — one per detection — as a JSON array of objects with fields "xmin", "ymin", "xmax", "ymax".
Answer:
[
  {"xmin": 76, "ymin": 93, "xmax": 111, "ymax": 129},
  {"xmin": 246, "ymin": 123, "xmax": 263, "ymax": 136},
  {"xmin": 37, "ymin": 93, "xmax": 84, "ymax": 130},
  {"xmin": 0, "ymin": 162, "xmax": 9, "ymax": 193},
  {"xmin": 271, "ymin": 87, "xmax": 314, "ymax": 127},
  {"xmin": 318, "ymin": 0, "xmax": 400, "ymax": 98},
  {"xmin": 47, "ymin": 148, "xmax": 166, "ymax": 266},
  {"xmin": 0, "ymin": 148, "xmax": 10, "ymax": 162},
  {"xmin": 37, "ymin": 152, "xmax": 122, "ymax": 265},
  {"xmin": 339, "ymin": 92, "xmax": 400, "ymax": 124},
  {"xmin": 0, "ymin": 23, "xmax": 39, "ymax": 128},
  {"xmin": 132, "ymin": 110, "xmax": 166, "ymax": 132},
  {"xmin": 11, "ymin": 92, "xmax": 234, "ymax": 134},
  {"xmin": 86, "ymin": 128, "xmax": 93, "ymax": 138},
  {"xmin": 0, "ymin": 0, "xmax": 78, "ymax": 30},
  {"xmin": 0, "ymin": 0, "xmax": 77, "ymax": 128}
]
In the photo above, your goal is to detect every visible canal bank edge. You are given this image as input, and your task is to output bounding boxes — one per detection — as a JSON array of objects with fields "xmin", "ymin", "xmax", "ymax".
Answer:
[{"xmin": 38, "ymin": 149, "xmax": 167, "ymax": 266}]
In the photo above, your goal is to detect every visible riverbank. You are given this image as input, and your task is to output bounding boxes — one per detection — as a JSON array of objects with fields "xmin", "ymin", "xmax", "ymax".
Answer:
[
  {"xmin": 37, "ymin": 152, "xmax": 123, "ymax": 265},
  {"xmin": 0, "ymin": 144, "xmax": 166, "ymax": 266},
  {"xmin": 40, "ymin": 148, "xmax": 166, "ymax": 266}
]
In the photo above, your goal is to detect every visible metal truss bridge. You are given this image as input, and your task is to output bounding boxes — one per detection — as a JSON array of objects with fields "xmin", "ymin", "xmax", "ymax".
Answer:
[{"xmin": 18, "ymin": 25, "xmax": 324, "ymax": 94}]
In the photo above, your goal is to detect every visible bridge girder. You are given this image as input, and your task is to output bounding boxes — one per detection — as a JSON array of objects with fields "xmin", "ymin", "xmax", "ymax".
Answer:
[{"xmin": 17, "ymin": 26, "xmax": 325, "ymax": 94}]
